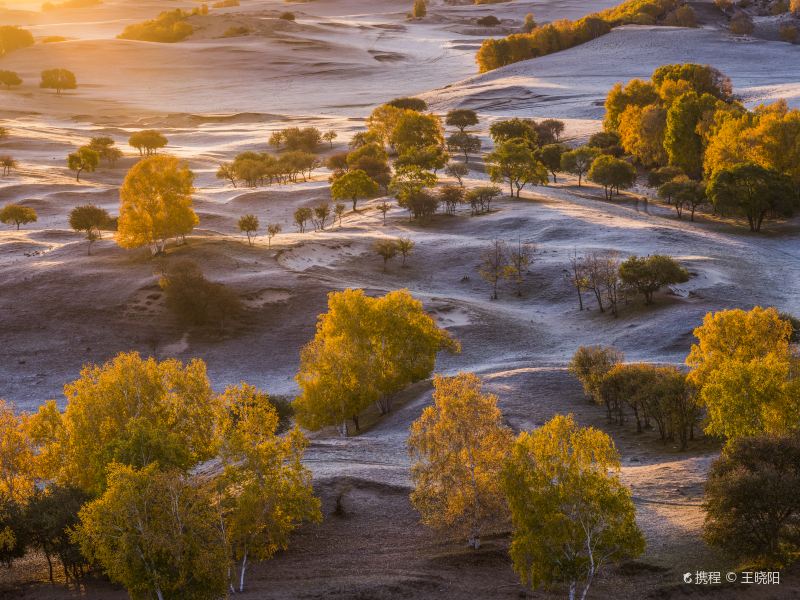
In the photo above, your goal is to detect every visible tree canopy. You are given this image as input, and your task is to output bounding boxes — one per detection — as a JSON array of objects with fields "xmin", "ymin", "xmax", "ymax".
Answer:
[
  {"xmin": 116, "ymin": 155, "xmax": 197, "ymax": 255},
  {"xmin": 55, "ymin": 352, "xmax": 220, "ymax": 495},
  {"xmin": 0, "ymin": 204, "xmax": 37, "ymax": 230},
  {"xmin": 331, "ymin": 169, "xmax": 379, "ymax": 211},
  {"xmin": 503, "ymin": 414, "xmax": 644, "ymax": 599},
  {"xmin": 707, "ymin": 163, "xmax": 796, "ymax": 232},
  {"xmin": 294, "ymin": 289, "xmax": 459, "ymax": 434},
  {"xmin": 686, "ymin": 307, "xmax": 799, "ymax": 445},
  {"xmin": 39, "ymin": 69, "xmax": 76, "ymax": 94}
]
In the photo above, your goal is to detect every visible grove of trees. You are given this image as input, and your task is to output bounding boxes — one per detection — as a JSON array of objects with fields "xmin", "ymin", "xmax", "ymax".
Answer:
[
  {"xmin": 0, "ymin": 352, "xmax": 320, "ymax": 596},
  {"xmin": 601, "ymin": 64, "xmax": 800, "ymax": 231},
  {"xmin": 476, "ymin": 0, "xmax": 689, "ymax": 72}
]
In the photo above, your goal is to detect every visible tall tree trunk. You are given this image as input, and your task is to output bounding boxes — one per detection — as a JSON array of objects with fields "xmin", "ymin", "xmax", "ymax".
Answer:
[{"xmin": 239, "ymin": 550, "xmax": 248, "ymax": 592}]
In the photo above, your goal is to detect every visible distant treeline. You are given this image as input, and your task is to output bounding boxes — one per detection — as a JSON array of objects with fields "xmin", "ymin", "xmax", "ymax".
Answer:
[
  {"xmin": 118, "ymin": 7, "xmax": 207, "ymax": 43},
  {"xmin": 475, "ymin": 0, "xmax": 696, "ymax": 72},
  {"xmin": 0, "ymin": 26, "xmax": 34, "ymax": 58}
]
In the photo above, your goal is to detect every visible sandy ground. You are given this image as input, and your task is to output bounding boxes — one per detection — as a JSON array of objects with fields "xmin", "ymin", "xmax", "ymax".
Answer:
[{"xmin": 2, "ymin": 0, "xmax": 800, "ymax": 598}]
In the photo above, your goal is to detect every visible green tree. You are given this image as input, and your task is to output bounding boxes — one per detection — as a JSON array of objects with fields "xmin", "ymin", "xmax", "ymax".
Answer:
[
  {"xmin": 266, "ymin": 222, "xmax": 281, "ymax": 247},
  {"xmin": 445, "ymin": 109, "xmax": 479, "ymax": 132},
  {"xmin": 445, "ymin": 161, "xmax": 468, "ymax": 186},
  {"xmin": 386, "ymin": 97, "xmax": 428, "ymax": 111},
  {"xmin": 707, "ymin": 163, "xmax": 796, "ymax": 232},
  {"xmin": 55, "ymin": 352, "xmax": 220, "ymax": 495},
  {"xmin": 214, "ymin": 384, "xmax": 321, "ymax": 592},
  {"xmin": 0, "ymin": 70, "xmax": 21, "ymax": 89},
  {"xmin": 39, "ymin": 68, "xmax": 76, "ymax": 94},
  {"xmin": 587, "ymin": 155, "xmax": 636, "ymax": 199},
  {"xmin": 216, "ymin": 162, "xmax": 237, "ymax": 187},
  {"xmin": 374, "ymin": 239, "xmax": 398, "ymax": 272},
  {"xmin": 568, "ymin": 345, "xmax": 623, "ymax": 414},
  {"xmin": 128, "ymin": 130, "xmax": 168, "ymax": 156},
  {"xmin": 88, "ymin": 136, "xmax": 123, "ymax": 166},
  {"xmin": 334, "ymin": 202, "xmax": 346, "ymax": 226},
  {"xmin": 671, "ymin": 177, "xmax": 706, "ymax": 220},
  {"xmin": 116, "ymin": 155, "xmax": 197, "ymax": 254},
  {"xmin": 390, "ymin": 111, "xmax": 444, "ymax": 155},
  {"xmin": 686, "ymin": 307, "xmax": 798, "ymax": 445},
  {"xmin": 238, "ymin": 213, "xmax": 259, "ymax": 245},
  {"xmin": 446, "ymin": 132, "xmax": 481, "ymax": 163},
  {"xmin": 389, "ymin": 165, "xmax": 437, "ymax": 204},
  {"xmin": 377, "ymin": 201, "xmax": 391, "ymax": 224},
  {"xmin": 539, "ymin": 143, "xmax": 566, "ymax": 182},
  {"xmin": 487, "ymin": 138, "xmax": 548, "ymax": 197},
  {"xmin": 397, "ymin": 237, "xmax": 414, "ymax": 266},
  {"xmin": 599, "ymin": 364, "xmax": 698, "ymax": 448},
  {"xmin": 24, "ymin": 485, "xmax": 89, "ymax": 583},
  {"xmin": 0, "ymin": 26, "xmax": 34, "ymax": 57},
  {"xmin": 489, "ymin": 118, "xmax": 538, "ymax": 147},
  {"xmin": 75, "ymin": 464, "xmax": 227, "ymax": 600},
  {"xmin": 479, "ymin": 239, "xmax": 508, "ymax": 300},
  {"xmin": 0, "ymin": 155, "xmax": 16, "ymax": 176},
  {"xmin": 0, "ymin": 204, "xmax": 37, "ymax": 230},
  {"xmin": 408, "ymin": 373, "xmax": 513, "ymax": 549},
  {"xmin": 67, "ymin": 146, "xmax": 99, "ymax": 182},
  {"xmin": 294, "ymin": 289, "xmax": 459, "ymax": 434},
  {"xmin": 322, "ymin": 130, "xmax": 337, "ymax": 147},
  {"xmin": 664, "ymin": 91, "xmax": 719, "ymax": 178},
  {"xmin": 619, "ymin": 254, "xmax": 689, "ymax": 304},
  {"xmin": 69, "ymin": 204, "xmax": 110, "ymax": 255},
  {"xmin": 293, "ymin": 207, "xmax": 312, "ymax": 233},
  {"xmin": 502, "ymin": 414, "xmax": 645, "ymax": 600},
  {"xmin": 560, "ymin": 147, "xmax": 599, "ymax": 186},
  {"xmin": 160, "ymin": 260, "xmax": 242, "ymax": 330},
  {"xmin": 331, "ymin": 169, "xmax": 379, "ymax": 211},
  {"xmin": 704, "ymin": 433, "xmax": 800, "ymax": 565}
]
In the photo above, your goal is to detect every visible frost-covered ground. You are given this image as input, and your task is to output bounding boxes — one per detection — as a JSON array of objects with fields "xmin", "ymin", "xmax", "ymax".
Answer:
[{"xmin": 2, "ymin": 0, "xmax": 800, "ymax": 597}]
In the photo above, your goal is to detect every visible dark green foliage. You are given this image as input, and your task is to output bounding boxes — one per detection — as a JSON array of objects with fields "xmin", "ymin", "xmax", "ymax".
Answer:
[
  {"xmin": 24, "ymin": 485, "xmax": 90, "ymax": 583},
  {"xmin": 0, "ymin": 500, "xmax": 28, "ymax": 567},
  {"xmin": 619, "ymin": 254, "xmax": 689, "ymax": 304},
  {"xmin": 704, "ymin": 433, "xmax": 800, "ymax": 566},
  {"xmin": 386, "ymin": 97, "xmax": 428, "ymax": 111},
  {"xmin": 160, "ymin": 260, "xmax": 242, "ymax": 330},
  {"xmin": 588, "ymin": 131, "xmax": 624, "ymax": 156},
  {"xmin": 780, "ymin": 312, "xmax": 800, "ymax": 344},
  {"xmin": 707, "ymin": 163, "xmax": 797, "ymax": 231},
  {"xmin": 445, "ymin": 109, "xmax": 479, "ymax": 132},
  {"xmin": 647, "ymin": 165, "xmax": 684, "ymax": 187}
]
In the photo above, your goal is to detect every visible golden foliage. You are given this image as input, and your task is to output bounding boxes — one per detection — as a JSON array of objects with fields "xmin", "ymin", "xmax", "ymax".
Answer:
[
  {"xmin": 294, "ymin": 289, "xmax": 459, "ymax": 434},
  {"xmin": 408, "ymin": 373, "xmax": 513, "ymax": 547},
  {"xmin": 116, "ymin": 155, "xmax": 197, "ymax": 255}
]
